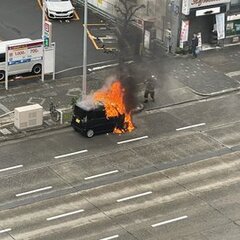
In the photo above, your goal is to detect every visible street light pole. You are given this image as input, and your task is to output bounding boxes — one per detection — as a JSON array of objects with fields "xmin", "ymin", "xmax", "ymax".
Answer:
[
  {"xmin": 82, "ymin": 0, "xmax": 88, "ymax": 100},
  {"xmin": 41, "ymin": 0, "xmax": 46, "ymax": 82}
]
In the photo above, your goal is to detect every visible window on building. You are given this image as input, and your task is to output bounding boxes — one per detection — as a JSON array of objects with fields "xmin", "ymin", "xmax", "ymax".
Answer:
[{"xmin": 231, "ymin": 0, "xmax": 240, "ymax": 6}]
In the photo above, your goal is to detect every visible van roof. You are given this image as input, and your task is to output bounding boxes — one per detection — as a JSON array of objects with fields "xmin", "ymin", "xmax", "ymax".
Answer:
[{"xmin": 0, "ymin": 38, "xmax": 31, "ymax": 53}]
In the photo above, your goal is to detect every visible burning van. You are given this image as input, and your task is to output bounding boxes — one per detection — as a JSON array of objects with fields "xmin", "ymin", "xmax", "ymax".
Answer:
[
  {"xmin": 71, "ymin": 102, "xmax": 125, "ymax": 137},
  {"xmin": 71, "ymin": 80, "xmax": 135, "ymax": 137}
]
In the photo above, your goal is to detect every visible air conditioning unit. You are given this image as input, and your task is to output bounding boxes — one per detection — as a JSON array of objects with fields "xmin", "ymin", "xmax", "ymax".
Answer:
[{"xmin": 14, "ymin": 104, "xmax": 43, "ymax": 130}]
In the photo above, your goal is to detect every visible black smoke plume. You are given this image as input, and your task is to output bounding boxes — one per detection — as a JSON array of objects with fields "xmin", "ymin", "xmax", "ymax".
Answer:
[{"xmin": 117, "ymin": 64, "xmax": 140, "ymax": 113}]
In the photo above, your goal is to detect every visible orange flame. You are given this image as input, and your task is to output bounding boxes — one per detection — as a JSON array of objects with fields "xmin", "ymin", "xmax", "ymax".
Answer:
[{"xmin": 93, "ymin": 80, "xmax": 134, "ymax": 133}]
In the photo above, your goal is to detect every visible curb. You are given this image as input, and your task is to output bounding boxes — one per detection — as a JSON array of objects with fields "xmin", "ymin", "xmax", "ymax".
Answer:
[
  {"xmin": 190, "ymin": 86, "xmax": 240, "ymax": 97},
  {"xmin": 144, "ymin": 86, "xmax": 240, "ymax": 112},
  {"xmin": 0, "ymin": 121, "xmax": 70, "ymax": 144}
]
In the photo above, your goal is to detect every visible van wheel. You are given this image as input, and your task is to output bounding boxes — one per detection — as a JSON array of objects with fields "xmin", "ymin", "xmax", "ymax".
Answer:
[
  {"xmin": 0, "ymin": 71, "xmax": 5, "ymax": 81},
  {"xmin": 32, "ymin": 64, "xmax": 42, "ymax": 75},
  {"xmin": 86, "ymin": 129, "xmax": 94, "ymax": 138}
]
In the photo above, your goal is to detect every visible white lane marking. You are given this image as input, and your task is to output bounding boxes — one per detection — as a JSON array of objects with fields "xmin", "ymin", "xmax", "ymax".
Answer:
[
  {"xmin": 16, "ymin": 186, "xmax": 53, "ymax": 197},
  {"xmin": 176, "ymin": 123, "xmax": 206, "ymax": 131},
  {"xmin": 99, "ymin": 235, "xmax": 119, "ymax": 240},
  {"xmin": 54, "ymin": 149, "xmax": 88, "ymax": 159},
  {"xmin": 117, "ymin": 136, "xmax": 148, "ymax": 145},
  {"xmin": 89, "ymin": 63, "xmax": 118, "ymax": 71},
  {"xmin": 88, "ymin": 60, "xmax": 133, "ymax": 72},
  {"xmin": 151, "ymin": 215, "xmax": 188, "ymax": 228},
  {"xmin": 0, "ymin": 164, "xmax": 23, "ymax": 173},
  {"xmin": 84, "ymin": 170, "xmax": 119, "ymax": 180},
  {"xmin": 225, "ymin": 70, "xmax": 240, "ymax": 77},
  {"xmin": 46, "ymin": 209, "xmax": 84, "ymax": 221},
  {"xmin": 0, "ymin": 228, "xmax": 11, "ymax": 234},
  {"xmin": 55, "ymin": 59, "xmax": 116, "ymax": 74},
  {"xmin": 117, "ymin": 191, "xmax": 152, "ymax": 203}
]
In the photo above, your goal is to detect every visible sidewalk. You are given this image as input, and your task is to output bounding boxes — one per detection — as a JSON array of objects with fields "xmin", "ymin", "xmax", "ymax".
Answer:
[{"xmin": 0, "ymin": 47, "xmax": 240, "ymax": 140}]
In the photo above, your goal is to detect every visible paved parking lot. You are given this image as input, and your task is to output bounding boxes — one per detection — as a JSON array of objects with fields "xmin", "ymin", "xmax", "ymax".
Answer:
[{"xmin": 87, "ymin": 24, "xmax": 119, "ymax": 53}]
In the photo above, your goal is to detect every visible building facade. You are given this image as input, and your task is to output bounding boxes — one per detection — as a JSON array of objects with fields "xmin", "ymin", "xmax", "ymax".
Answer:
[{"xmin": 77, "ymin": 0, "xmax": 240, "ymax": 52}]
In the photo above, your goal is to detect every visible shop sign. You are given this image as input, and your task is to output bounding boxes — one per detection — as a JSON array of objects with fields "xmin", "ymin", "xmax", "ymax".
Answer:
[
  {"xmin": 197, "ymin": 32, "xmax": 202, "ymax": 48},
  {"xmin": 144, "ymin": 30, "xmax": 150, "ymax": 49},
  {"xmin": 227, "ymin": 14, "xmax": 240, "ymax": 21},
  {"xmin": 232, "ymin": 36, "xmax": 239, "ymax": 42},
  {"xmin": 216, "ymin": 13, "xmax": 225, "ymax": 39},
  {"xmin": 179, "ymin": 20, "xmax": 189, "ymax": 48},
  {"xmin": 182, "ymin": 0, "xmax": 191, "ymax": 15},
  {"xmin": 191, "ymin": 0, "xmax": 230, "ymax": 8},
  {"xmin": 182, "ymin": 0, "xmax": 229, "ymax": 15},
  {"xmin": 196, "ymin": 6, "xmax": 220, "ymax": 16}
]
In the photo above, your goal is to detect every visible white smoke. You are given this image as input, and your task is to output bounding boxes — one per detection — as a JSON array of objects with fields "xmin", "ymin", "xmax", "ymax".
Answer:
[{"xmin": 75, "ymin": 74, "xmax": 118, "ymax": 111}]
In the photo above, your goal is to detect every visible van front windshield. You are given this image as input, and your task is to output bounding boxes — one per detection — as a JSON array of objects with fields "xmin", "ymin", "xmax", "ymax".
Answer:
[{"xmin": 74, "ymin": 105, "xmax": 87, "ymax": 119}]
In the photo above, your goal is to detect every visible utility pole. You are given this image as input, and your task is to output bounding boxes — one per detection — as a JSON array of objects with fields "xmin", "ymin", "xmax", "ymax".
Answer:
[
  {"xmin": 82, "ymin": 0, "xmax": 88, "ymax": 100},
  {"xmin": 41, "ymin": 0, "xmax": 45, "ymax": 82}
]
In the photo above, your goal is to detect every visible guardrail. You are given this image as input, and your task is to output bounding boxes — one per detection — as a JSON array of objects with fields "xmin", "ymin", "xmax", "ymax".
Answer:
[
  {"xmin": 0, "ymin": 111, "xmax": 14, "ymax": 128},
  {"xmin": 0, "ymin": 111, "xmax": 14, "ymax": 119}
]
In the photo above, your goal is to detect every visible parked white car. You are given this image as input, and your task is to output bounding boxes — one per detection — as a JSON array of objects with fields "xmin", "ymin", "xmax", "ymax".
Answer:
[{"xmin": 44, "ymin": 0, "xmax": 74, "ymax": 19}]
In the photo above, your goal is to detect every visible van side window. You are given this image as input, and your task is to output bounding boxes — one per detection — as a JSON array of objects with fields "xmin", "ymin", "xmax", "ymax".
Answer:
[
  {"xmin": 0, "ymin": 53, "xmax": 5, "ymax": 62},
  {"xmin": 87, "ymin": 111, "xmax": 96, "ymax": 120}
]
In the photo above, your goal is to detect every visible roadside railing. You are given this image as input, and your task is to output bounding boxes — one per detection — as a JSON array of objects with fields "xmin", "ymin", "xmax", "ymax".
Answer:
[{"xmin": 0, "ymin": 111, "xmax": 14, "ymax": 128}]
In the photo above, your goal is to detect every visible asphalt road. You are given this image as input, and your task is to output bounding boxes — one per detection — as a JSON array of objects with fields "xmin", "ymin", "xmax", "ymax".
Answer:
[
  {"xmin": 0, "ymin": 92, "xmax": 240, "ymax": 239},
  {"xmin": 0, "ymin": 0, "xmax": 116, "ymax": 78},
  {"xmin": 1, "ymin": 152, "xmax": 240, "ymax": 240}
]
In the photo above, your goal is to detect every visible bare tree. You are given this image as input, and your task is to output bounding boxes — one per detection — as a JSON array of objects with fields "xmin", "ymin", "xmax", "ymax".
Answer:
[{"xmin": 114, "ymin": 0, "xmax": 145, "ymax": 62}]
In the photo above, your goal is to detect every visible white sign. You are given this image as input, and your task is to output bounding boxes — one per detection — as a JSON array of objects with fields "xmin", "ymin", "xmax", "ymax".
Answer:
[
  {"xmin": 196, "ymin": 6, "xmax": 220, "ymax": 16},
  {"xmin": 179, "ymin": 20, "xmax": 189, "ymax": 48},
  {"xmin": 182, "ymin": 0, "xmax": 191, "ymax": 15},
  {"xmin": 144, "ymin": 30, "xmax": 150, "ymax": 49},
  {"xmin": 227, "ymin": 14, "xmax": 240, "ymax": 21},
  {"xmin": 44, "ymin": 43, "xmax": 55, "ymax": 75},
  {"xmin": 44, "ymin": 21, "xmax": 52, "ymax": 47},
  {"xmin": 197, "ymin": 32, "xmax": 202, "ymax": 48},
  {"xmin": 7, "ymin": 40, "xmax": 43, "ymax": 66},
  {"xmin": 182, "ymin": 0, "xmax": 230, "ymax": 15},
  {"xmin": 190, "ymin": 0, "xmax": 230, "ymax": 8},
  {"xmin": 216, "ymin": 13, "xmax": 225, "ymax": 39}
]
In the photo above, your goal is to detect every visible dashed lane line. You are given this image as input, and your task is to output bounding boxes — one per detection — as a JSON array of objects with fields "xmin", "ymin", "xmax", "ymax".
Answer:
[
  {"xmin": 117, "ymin": 136, "xmax": 149, "ymax": 145},
  {"xmin": 46, "ymin": 209, "xmax": 84, "ymax": 221},
  {"xmin": 99, "ymin": 235, "xmax": 119, "ymax": 240},
  {"xmin": 225, "ymin": 70, "xmax": 240, "ymax": 77},
  {"xmin": 117, "ymin": 191, "xmax": 152, "ymax": 203},
  {"xmin": 151, "ymin": 215, "xmax": 188, "ymax": 228},
  {"xmin": 16, "ymin": 186, "xmax": 53, "ymax": 197},
  {"xmin": 0, "ymin": 164, "xmax": 23, "ymax": 173},
  {"xmin": 0, "ymin": 228, "xmax": 12, "ymax": 234},
  {"xmin": 176, "ymin": 123, "xmax": 206, "ymax": 131},
  {"xmin": 84, "ymin": 170, "xmax": 119, "ymax": 180},
  {"xmin": 54, "ymin": 149, "xmax": 88, "ymax": 159}
]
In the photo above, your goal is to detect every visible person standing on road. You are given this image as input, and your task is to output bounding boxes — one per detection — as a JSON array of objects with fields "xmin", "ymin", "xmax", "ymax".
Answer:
[
  {"xmin": 144, "ymin": 75, "xmax": 156, "ymax": 103},
  {"xmin": 191, "ymin": 33, "xmax": 199, "ymax": 58}
]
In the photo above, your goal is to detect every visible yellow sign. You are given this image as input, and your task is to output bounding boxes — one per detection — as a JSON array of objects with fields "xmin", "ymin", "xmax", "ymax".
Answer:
[{"xmin": 98, "ymin": 0, "xmax": 103, "ymax": 4}]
